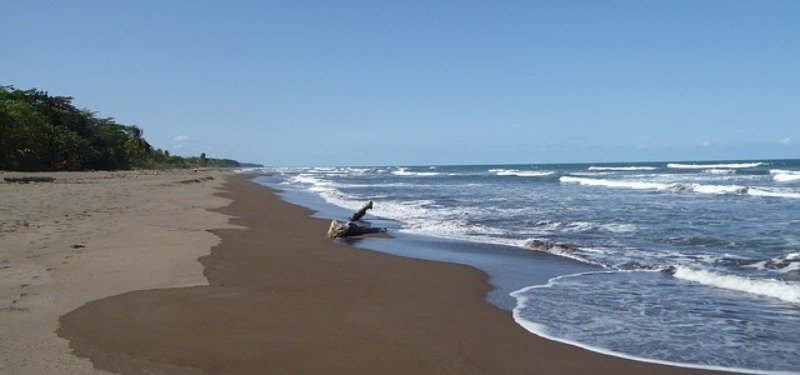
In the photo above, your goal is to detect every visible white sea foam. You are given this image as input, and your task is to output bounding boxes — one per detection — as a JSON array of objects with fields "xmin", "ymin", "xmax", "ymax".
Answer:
[
  {"xmin": 283, "ymin": 174, "xmax": 367, "ymax": 212},
  {"xmin": 690, "ymin": 184, "xmax": 749, "ymax": 195},
  {"xmin": 488, "ymin": 169, "xmax": 554, "ymax": 177},
  {"xmin": 771, "ymin": 169, "xmax": 800, "ymax": 182},
  {"xmin": 532, "ymin": 219, "xmax": 563, "ymax": 232},
  {"xmin": 668, "ymin": 162, "xmax": 764, "ymax": 169},
  {"xmin": 562, "ymin": 221, "xmax": 596, "ymax": 232},
  {"xmin": 703, "ymin": 169, "xmax": 737, "ymax": 175},
  {"xmin": 588, "ymin": 166, "xmax": 657, "ymax": 171},
  {"xmin": 743, "ymin": 253, "xmax": 800, "ymax": 273},
  {"xmin": 560, "ymin": 176, "xmax": 672, "ymax": 190},
  {"xmin": 602, "ymin": 223, "xmax": 638, "ymax": 233},
  {"xmin": 235, "ymin": 167, "xmax": 271, "ymax": 173},
  {"xmin": 305, "ymin": 166, "xmax": 372, "ymax": 176},
  {"xmin": 288, "ymin": 174, "xmax": 330, "ymax": 187},
  {"xmin": 672, "ymin": 266, "xmax": 800, "ymax": 304},
  {"xmin": 747, "ymin": 188, "xmax": 800, "ymax": 199},
  {"xmin": 560, "ymin": 176, "xmax": 800, "ymax": 198},
  {"xmin": 530, "ymin": 220, "xmax": 636, "ymax": 236},
  {"xmin": 392, "ymin": 168, "xmax": 441, "ymax": 177}
]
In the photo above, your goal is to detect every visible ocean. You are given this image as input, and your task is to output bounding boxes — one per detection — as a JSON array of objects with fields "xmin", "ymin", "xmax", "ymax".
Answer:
[{"xmin": 250, "ymin": 159, "xmax": 800, "ymax": 374}]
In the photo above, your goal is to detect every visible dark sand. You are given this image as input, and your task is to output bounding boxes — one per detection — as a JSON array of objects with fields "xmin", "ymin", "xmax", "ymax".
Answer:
[{"xmin": 58, "ymin": 174, "xmax": 737, "ymax": 374}]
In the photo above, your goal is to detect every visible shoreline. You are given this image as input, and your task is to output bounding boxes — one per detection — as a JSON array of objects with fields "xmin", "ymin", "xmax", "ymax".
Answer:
[
  {"xmin": 56, "ymin": 174, "xmax": 736, "ymax": 374},
  {"xmin": 256, "ymin": 175, "xmax": 765, "ymax": 374}
]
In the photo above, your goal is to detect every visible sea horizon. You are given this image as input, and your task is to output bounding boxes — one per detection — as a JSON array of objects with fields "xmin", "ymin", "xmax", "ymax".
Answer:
[{"xmin": 251, "ymin": 157, "xmax": 799, "ymax": 170}]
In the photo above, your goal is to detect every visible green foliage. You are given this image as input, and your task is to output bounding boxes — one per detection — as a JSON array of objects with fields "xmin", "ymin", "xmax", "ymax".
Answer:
[
  {"xmin": 122, "ymin": 125, "xmax": 154, "ymax": 169},
  {"xmin": 0, "ymin": 85, "xmax": 260, "ymax": 171},
  {"xmin": 1, "ymin": 86, "xmax": 97, "ymax": 170}
]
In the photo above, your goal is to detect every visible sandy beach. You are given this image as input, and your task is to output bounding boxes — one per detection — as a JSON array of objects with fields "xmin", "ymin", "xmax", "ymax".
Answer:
[
  {"xmin": 2, "ymin": 173, "xmax": 737, "ymax": 374},
  {"xmin": 0, "ymin": 170, "xmax": 236, "ymax": 374}
]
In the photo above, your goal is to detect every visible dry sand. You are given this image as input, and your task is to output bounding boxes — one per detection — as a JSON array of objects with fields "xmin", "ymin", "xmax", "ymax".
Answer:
[
  {"xmin": 2, "ymin": 172, "xmax": 737, "ymax": 374},
  {"xmin": 0, "ymin": 170, "xmax": 237, "ymax": 374}
]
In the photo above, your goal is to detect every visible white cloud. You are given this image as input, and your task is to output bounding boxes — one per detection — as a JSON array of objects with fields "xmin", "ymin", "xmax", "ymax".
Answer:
[
  {"xmin": 174, "ymin": 134, "xmax": 189, "ymax": 142},
  {"xmin": 778, "ymin": 137, "xmax": 793, "ymax": 145},
  {"xmin": 700, "ymin": 141, "xmax": 712, "ymax": 147}
]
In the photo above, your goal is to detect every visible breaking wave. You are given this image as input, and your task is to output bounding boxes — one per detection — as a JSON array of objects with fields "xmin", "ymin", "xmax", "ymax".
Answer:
[
  {"xmin": 489, "ymin": 169, "xmax": 554, "ymax": 177},
  {"xmin": 392, "ymin": 168, "xmax": 441, "ymax": 177},
  {"xmin": 588, "ymin": 166, "xmax": 658, "ymax": 171},
  {"xmin": 560, "ymin": 176, "xmax": 800, "ymax": 198},
  {"xmin": 668, "ymin": 162, "xmax": 764, "ymax": 169},
  {"xmin": 561, "ymin": 176, "xmax": 672, "ymax": 190},
  {"xmin": 671, "ymin": 266, "xmax": 800, "ymax": 304},
  {"xmin": 772, "ymin": 169, "xmax": 800, "ymax": 182}
]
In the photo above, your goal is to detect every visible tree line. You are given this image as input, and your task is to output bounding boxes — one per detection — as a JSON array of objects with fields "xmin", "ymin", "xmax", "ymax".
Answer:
[{"xmin": 1, "ymin": 85, "xmax": 258, "ymax": 171}]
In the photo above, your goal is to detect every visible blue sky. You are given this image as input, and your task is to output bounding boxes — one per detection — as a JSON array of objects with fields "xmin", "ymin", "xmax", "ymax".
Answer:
[{"xmin": 3, "ymin": 1, "xmax": 798, "ymax": 166}]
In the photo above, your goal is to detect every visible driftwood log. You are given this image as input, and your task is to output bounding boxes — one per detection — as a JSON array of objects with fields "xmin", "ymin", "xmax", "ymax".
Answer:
[
  {"xmin": 326, "ymin": 220, "xmax": 386, "ymax": 238},
  {"xmin": 326, "ymin": 200, "xmax": 387, "ymax": 238}
]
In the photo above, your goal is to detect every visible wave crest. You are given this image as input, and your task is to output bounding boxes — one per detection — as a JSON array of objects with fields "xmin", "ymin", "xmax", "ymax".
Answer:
[
  {"xmin": 392, "ymin": 168, "xmax": 441, "ymax": 177},
  {"xmin": 771, "ymin": 169, "xmax": 800, "ymax": 182},
  {"xmin": 560, "ymin": 176, "xmax": 800, "ymax": 198},
  {"xmin": 671, "ymin": 266, "xmax": 800, "ymax": 304},
  {"xmin": 489, "ymin": 169, "xmax": 554, "ymax": 177},
  {"xmin": 668, "ymin": 162, "xmax": 764, "ymax": 169},
  {"xmin": 588, "ymin": 166, "xmax": 658, "ymax": 171}
]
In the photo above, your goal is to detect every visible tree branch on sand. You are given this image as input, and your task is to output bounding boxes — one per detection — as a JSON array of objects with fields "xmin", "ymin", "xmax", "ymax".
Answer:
[{"xmin": 326, "ymin": 200, "xmax": 387, "ymax": 238}]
